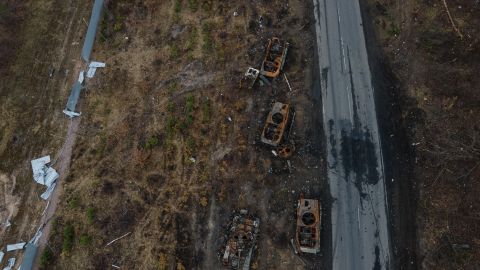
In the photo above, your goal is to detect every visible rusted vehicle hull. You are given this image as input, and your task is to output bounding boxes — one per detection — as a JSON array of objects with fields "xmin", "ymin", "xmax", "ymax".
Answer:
[
  {"xmin": 295, "ymin": 197, "xmax": 321, "ymax": 254},
  {"xmin": 220, "ymin": 211, "xmax": 260, "ymax": 270},
  {"xmin": 261, "ymin": 102, "xmax": 291, "ymax": 147},
  {"xmin": 260, "ymin": 37, "xmax": 289, "ymax": 78}
]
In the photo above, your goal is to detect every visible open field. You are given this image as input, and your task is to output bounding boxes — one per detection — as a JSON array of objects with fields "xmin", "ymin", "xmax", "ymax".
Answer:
[{"xmin": 1, "ymin": 1, "xmax": 326, "ymax": 269}]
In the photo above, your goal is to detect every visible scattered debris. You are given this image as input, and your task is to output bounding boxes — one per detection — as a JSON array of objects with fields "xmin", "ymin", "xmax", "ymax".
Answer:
[
  {"xmin": 112, "ymin": 265, "xmax": 120, "ymax": 269},
  {"xmin": 287, "ymin": 160, "xmax": 293, "ymax": 173},
  {"xmin": 189, "ymin": 157, "xmax": 197, "ymax": 163},
  {"xmin": 260, "ymin": 38, "xmax": 289, "ymax": 78},
  {"xmin": 227, "ymin": 116, "xmax": 232, "ymax": 122},
  {"xmin": 48, "ymin": 67, "xmax": 55, "ymax": 78},
  {"xmin": 3, "ymin": 220, "xmax": 11, "ymax": 228},
  {"xmin": 29, "ymin": 228, "xmax": 43, "ymax": 245},
  {"xmin": 105, "ymin": 232, "xmax": 131, "ymax": 247},
  {"xmin": 0, "ymin": 251, "xmax": 3, "ymax": 264},
  {"xmin": 295, "ymin": 195, "xmax": 321, "ymax": 254},
  {"xmin": 81, "ymin": 0, "xmax": 105, "ymax": 62},
  {"xmin": 261, "ymin": 102, "xmax": 292, "ymax": 147},
  {"xmin": 278, "ymin": 145, "xmax": 294, "ymax": 158},
  {"xmin": 219, "ymin": 210, "xmax": 260, "ymax": 270},
  {"xmin": 6, "ymin": 242, "xmax": 26, "ymax": 252},
  {"xmin": 233, "ymin": 11, "xmax": 239, "ymax": 17},
  {"xmin": 290, "ymin": 238, "xmax": 298, "ymax": 254},
  {"xmin": 3, "ymin": 257, "xmax": 15, "ymax": 270},
  {"xmin": 86, "ymin": 61, "xmax": 106, "ymax": 78},
  {"xmin": 284, "ymin": 73, "xmax": 293, "ymax": 92},
  {"xmin": 30, "ymin": 156, "xmax": 59, "ymax": 200}
]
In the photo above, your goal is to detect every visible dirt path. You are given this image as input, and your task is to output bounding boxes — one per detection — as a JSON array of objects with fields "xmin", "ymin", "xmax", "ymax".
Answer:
[{"xmin": 33, "ymin": 117, "xmax": 81, "ymax": 269}]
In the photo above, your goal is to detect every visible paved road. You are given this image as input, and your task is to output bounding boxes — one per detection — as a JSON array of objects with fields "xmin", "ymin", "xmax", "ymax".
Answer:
[{"xmin": 312, "ymin": 0, "xmax": 391, "ymax": 269}]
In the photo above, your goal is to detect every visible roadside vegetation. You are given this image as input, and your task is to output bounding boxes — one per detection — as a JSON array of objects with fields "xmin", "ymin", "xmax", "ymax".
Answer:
[{"xmin": 369, "ymin": 0, "xmax": 480, "ymax": 268}]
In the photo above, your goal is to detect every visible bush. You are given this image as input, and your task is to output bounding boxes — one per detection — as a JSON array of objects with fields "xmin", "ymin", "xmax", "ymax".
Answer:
[
  {"xmin": 79, "ymin": 234, "xmax": 93, "ymax": 246},
  {"xmin": 86, "ymin": 208, "xmax": 95, "ymax": 224},
  {"xmin": 62, "ymin": 223, "xmax": 75, "ymax": 253},
  {"xmin": 40, "ymin": 248, "xmax": 54, "ymax": 267},
  {"xmin": 186, "ymin": 27, "xmax": 198, "ymax": 51},
  {"xmin": 201, "ymin": 22, "xmax": 213, "ymax": 52},
  {"xmin": 188, "ymin": 0, "xmax": 198, "ymax": 12},
  {"xmin": 170, "ymin": 44, "xmax": 179, "ymax": 59},
  {"xmin": 174, "ymin": 0, "xmax": 182, "ymax": 13},
  {"xmin": 166, "ymin": 116, "xmax": 177, "ymax": 136},
  {"xmin": 388, "ymin": 22, "xmax": 400, "ymax": 36},
  {"xmin": 201, "ymin": 98, "xmax": 211, "ymax": 122},
  {"xmin": 68, "ymin": 195, "xmax": 80, "ymax": 209},
  {"xmin": 186, "ymin": 95, "xmax": 195, "ymax": 113},
  {"xmin": 145, "ymin": 136, "xmax": 159, "ymax": 149}
]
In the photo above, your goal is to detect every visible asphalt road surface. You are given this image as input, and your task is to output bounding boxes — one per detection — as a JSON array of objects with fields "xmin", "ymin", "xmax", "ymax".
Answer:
[{"xmin": 312, "ymin": 0, "xmax": 391, "ymax": 269}]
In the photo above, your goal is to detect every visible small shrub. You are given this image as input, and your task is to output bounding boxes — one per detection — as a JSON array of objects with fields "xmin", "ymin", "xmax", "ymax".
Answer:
[
  {"xmin": 145, "ymin": 136, "xmax": 159, "ymax": 149},
  {"xmin": 40, "ymin": 248, "xmax": 54, "ymax": 267},
  {"xmin": 86, "ymin": 208, "xmax": 95, "ymax": 224},
  {"xmin": 62, "ymin": 223, "xmax": 75, "ymax": 253},
  {"xmin": 167, "ymin": 81, "xmax": 179, "ymax": 95},
  {"xmin": 186, "ymin": 136, "xmax": 195, "ymax": 154},
  {"xmin": 186, "ymin": 95, "xmax": 195, "ymax": 113},
  {"xmin": 167, "ymin": 100, "xmax": 175, "ymax": 112},
  {"xmin": 188, "ymin": 0, "xmax": 198, "ymax": 12},
  {"xmin": 170, "ymin": 44, "xmax": 180, "ymax": 59},
  {"xmin": 201, "ymin": 22, "xmax": 213, "ymax": 52},
  {"xmin": 199, "ymin": 197, "xmax": 208, "ymax": 207},
  {"xmin": 113, "ymin": 22, "xmax": 122, "ymax": 32},
  {"xmin": 186, "ymin": 27, "xmax": 198, "ymax": 51},
  {"xmin": 185, "ymin": 114, "xmax": 193, "ymax": 126},
  {"xmin": 201, "ymin": 1, "xmax": 212, "ymax": 12},
  {"xmin": 68, "ymin": 195, "xmax": 80, "ymax": 209},
  {"xmin": 166, "ymin": 116, "xmax": 177, "ymax": 136},
  {"xmin": 201, "ymin": 98, "xmax": 211, "ymax": 122},
  {"xmin": 79, "ymin": 234, "xmax": 93, "ymax": 246},
  {"xmin": 174, "ymin": 0, "xmax": 182, "ymax": 13},
  {"xmin": 388, "ymin": 22, "xmax": 400, "ymax": 36}
]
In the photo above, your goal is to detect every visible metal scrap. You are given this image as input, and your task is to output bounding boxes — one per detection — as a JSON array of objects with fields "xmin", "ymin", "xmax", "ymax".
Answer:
[
  {"xmin": 219, "ymin": 211, "xmax": 259, "ymax": 270},
  {"xmin": 31, "ymin": 156, "xmax": 59, "ymax": 200},
  {"xmin": 6, "ymin": 242, "xmax": 26, "ymax": 252},
  {"xmin": 86, "ymin": 61, "xmax": 106, "ymax": 78},
  {"xmin": 3, "ymin": 257, "xmax": 15, "ymax": 270}
]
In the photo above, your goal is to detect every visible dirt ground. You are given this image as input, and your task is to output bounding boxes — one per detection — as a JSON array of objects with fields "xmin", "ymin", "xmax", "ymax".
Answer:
[
  {"xmin": 0, "ymin": 1, "xmax": 326, "ymax": 269},
  {"xmin": 0, "ymin": 0, "xmax": 90, "ymax": 267},
  {"xmin": 365, "ymin": 0, "xmax": 480, "ymax": 269}
]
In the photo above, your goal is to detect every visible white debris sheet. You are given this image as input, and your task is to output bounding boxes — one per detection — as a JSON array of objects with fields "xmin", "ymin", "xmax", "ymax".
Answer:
[
  {"xmin": 30, "ymin": 156, "xmax": 59, "ymax": 200},
  {"xmin": 0, "ymin": 251, "xmax": 4, "ymax": 264},
  {"xmin": 78, "ymin": 70, "xmax": 85, "ymax": 84},
  {"xmin": 86, "ymin": 61, "xmax": 106, "ymax": 78},
  {"xmin": 29, "ymin": 229, "xmax": 43, "ymax": 245},
  {"xmin": 3, "ymin": 257, "xmax": 15, "ymax": 270},
  {"xmin": 6, "ymin": 242, "xmax": 25, "ymax": 252}
]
